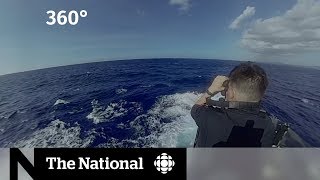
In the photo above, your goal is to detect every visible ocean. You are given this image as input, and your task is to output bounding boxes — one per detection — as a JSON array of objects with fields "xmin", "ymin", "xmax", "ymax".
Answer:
[{"xmin": 0, "ymin": 59, "xmax": 319, "ymax": 147}]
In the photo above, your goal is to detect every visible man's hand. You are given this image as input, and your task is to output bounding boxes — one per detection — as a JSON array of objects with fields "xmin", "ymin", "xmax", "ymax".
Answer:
[
  {"xmin": 208, "ymin": 75, "xmax": 229, "ymax": 94},
  {"xmin": 194, "ymin": 75, "xmax": 229, "ymax": 106}
]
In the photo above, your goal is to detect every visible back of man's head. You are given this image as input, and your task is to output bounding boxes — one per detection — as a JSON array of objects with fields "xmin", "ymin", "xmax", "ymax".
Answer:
[{"xmin": 228, "ymin": 62, "xmax": 268, "ymax": 102}]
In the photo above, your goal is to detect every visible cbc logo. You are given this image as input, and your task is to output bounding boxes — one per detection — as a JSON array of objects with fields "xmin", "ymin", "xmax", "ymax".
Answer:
[{"xmin": 154, "ymin": 153, "xmax": 175, "ymax": 174}]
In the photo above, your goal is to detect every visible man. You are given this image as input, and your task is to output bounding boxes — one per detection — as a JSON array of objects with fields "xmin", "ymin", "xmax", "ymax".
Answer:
[{"xmin": 191, "ymin": 62, "xmax": 307, "ymax": 147}]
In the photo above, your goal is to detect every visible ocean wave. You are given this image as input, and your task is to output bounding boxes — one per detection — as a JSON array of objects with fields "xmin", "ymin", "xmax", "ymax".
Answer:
[
  {"xmin": 116, "ymin": 122, "xmax": 127, "ymax": 129},
  {"xmin": 1, "ymin": 109, "xmax": 27, "ymax": 120},
  {"xmin": 302, "ymin": 98, "xmax": 309, "ymax": 103},
  {"xmin": 53, "ymin": 99, "xmax": 70, "ymax": 106},
  {"xmin": 98, "ymin": 92, "xmax": 202, "ymax": 148},
  {"xmin": 301, "ymin": 98, "xmax": 315, "ymax": 106},
  {"xmin": 86, "ymin": 100, "xmax": 142, "ymax": 124},
  {"xmin": 12, "ymin": 120, "xmax": 95, "ymax": 148},
  {"xmin": 7, "ymin": 111, "xmax": 18, "ymax": 119},
  {"xmin": 115, "ymin": 88, "xmax": 128, "ymax": 94},
  {"xmin": 140, "ymin": 85, "xmax": 153, "ymax": 88}
]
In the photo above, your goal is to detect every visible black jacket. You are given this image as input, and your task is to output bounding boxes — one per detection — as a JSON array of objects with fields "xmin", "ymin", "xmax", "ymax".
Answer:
[{"xmin": 191, "ymin": 104, "xmax": 307, "ymax": 147}]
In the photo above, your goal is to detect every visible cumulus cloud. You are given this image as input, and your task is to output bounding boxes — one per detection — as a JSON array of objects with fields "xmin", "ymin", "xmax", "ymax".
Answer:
[
  {"xmin": 241, "ymin": 0, "xmax": 320, "ymax": 59},
  {"xmin": 169, "ymin": 0, "xmax": 192, "ymax": 12},
  {"xmin": 229, "ymin": 6, "xmax": 256, "ymax": 30}
]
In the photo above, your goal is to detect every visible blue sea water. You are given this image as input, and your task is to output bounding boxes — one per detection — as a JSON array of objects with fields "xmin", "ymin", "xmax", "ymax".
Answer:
[{"xmin": 0, "ymin": 59, "xmax": 319, "ymax": 147}]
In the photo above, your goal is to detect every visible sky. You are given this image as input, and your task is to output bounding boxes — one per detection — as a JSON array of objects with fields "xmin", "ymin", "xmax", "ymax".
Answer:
[{"xmin": 0, "ymin": 0, "xmax": 319, "ymax": 75}]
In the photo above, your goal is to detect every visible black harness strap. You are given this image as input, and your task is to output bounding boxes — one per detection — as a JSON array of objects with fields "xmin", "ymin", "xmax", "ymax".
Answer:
[{"xmin": 272, "ymin": 121, "xmax": 289, "ymax": 147}]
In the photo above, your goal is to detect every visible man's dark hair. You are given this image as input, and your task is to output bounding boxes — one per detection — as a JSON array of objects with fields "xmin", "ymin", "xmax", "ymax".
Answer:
[{"xmin": 228, "ymin": 62, "xmax": 268, "ymax": 101}]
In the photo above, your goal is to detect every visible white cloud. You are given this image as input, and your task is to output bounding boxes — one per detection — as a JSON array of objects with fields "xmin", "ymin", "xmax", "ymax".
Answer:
[
  {"xmin": 169, "ymin": 0, "xmax": 192, "ymax": 12},
  {"xmin": 241, "ymin": 0, "xmax": 320, "ymax": 59},
  {"xmin": 229, "ymin": 6, "xmax": 256, "ymax": 30}
]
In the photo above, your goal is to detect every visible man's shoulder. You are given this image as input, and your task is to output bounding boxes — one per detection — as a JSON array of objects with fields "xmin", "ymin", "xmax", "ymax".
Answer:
[
  {"xmin": 191, "ymin": 104, "xmax": 225, "ymax": 116},
  {"xmin": 191, "ymin": 104, "xmax": 227, "ymax": 127}
]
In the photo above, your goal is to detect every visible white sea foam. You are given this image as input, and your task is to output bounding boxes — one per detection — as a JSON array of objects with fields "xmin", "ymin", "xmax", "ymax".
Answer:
[
  {"xmin": 301, "ymin": 98, "xmax": 315, "ymax": 106},
  {"xmin": 135, "ymin": 92, "xmax": 202, "ymax": 147},
  {"xmin": 302, "ymin": 98, "xmax": 309, "ymax": 104},
  {"xmin": 87, "ymin": 100, "xmax": 127, "ymax": 124},
  {"xmin": 97, "ymin": 137, "xmax": 140, "ymax": 148},
  {"xmin": 116, "ymin": 122, "xmax": 127, "ymax": 129},
  {"xmin": 86, "ymin": 100, "xmax": 142, "ymax": 124},
  {"xmin": 115, "ymin": 88, "xmax": 128, "ymax": 94},
  {"xmin": 13, "ymin": 120, "xmax": 95, "ymax": 148},
  {"xmin": 99, "ymin": 92, "xmax": 202, "ymax": 148},
  {"xmin": 53, "ymin": 99, "xmax": 70, "ymax": 106}
]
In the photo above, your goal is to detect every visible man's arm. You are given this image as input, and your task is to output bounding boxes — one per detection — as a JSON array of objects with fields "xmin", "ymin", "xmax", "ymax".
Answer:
[
  {"xmin": 192, "ymin": 76, "xmax": 229, "ymax": 126},
  {"xmin": 195, "ymin": 76, "xmax": 229, "ymax": 105}
]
